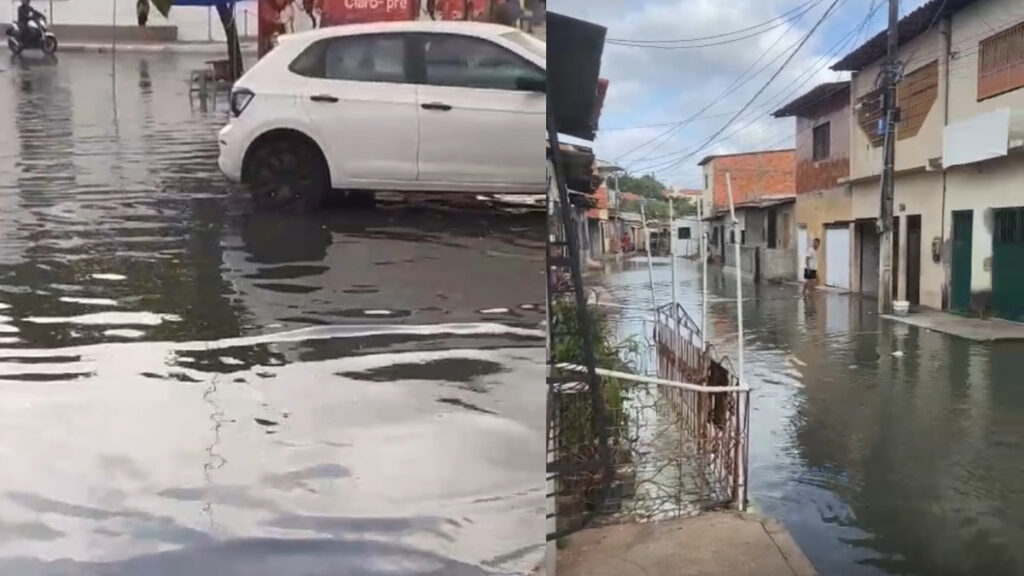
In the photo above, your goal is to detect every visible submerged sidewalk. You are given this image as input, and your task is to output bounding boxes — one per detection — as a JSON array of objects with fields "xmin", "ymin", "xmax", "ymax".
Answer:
[
  {"xmin": 883, "ymin": 309, "xmax": 1024, "ymax": 342},
  {"xmin": 60, "ymin": 41, "xmax": 258, "ymax": 55},
  {"xmin": 555, "ymin": 512, "xmax": 818, "ymax": 576}
]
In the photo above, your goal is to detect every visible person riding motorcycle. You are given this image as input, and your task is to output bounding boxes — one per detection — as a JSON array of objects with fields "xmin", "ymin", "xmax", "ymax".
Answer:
[{"xmin": 17, "ymin": 0, "xmax": 45, "ymax": 43}]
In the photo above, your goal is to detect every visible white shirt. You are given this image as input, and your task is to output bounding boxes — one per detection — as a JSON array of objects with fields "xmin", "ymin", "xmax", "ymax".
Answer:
[{"xmin": 806, "ymin": 247, "xmax": 818, "ymax": 271}]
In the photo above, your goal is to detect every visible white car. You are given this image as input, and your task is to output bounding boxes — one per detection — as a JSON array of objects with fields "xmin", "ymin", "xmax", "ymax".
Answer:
[{"xmin": 218, "ymin": 20, "xmax": 546, "ymax": 211}]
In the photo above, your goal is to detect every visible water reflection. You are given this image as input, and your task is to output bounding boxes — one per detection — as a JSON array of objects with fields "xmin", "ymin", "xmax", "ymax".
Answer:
[
  {"xmin": 0, "ymin": 52, "xmax": 544, "ymax": 574},
  {"xmin": 601, "ymin": 258, "xmax": 1024, "ymax": 576}
]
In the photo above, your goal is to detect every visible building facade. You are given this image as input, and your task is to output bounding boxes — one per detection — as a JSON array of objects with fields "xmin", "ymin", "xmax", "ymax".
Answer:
[
  {"xmin": 773, "ymin": 82, "xmax": 854, "ymax": 289},
  {"xmin": 1, "ymin": 0, "xmax": 259, "ymax": 42},
  {"xmin": 699, "ymin": 150, "xmax": 797, "ymax": 281},
  {"xmin": 833, "ymin": 0, "xmax": 1024, "ymax": 320}
]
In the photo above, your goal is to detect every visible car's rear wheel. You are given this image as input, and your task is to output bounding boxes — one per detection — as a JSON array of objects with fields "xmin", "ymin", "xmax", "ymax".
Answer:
[{"xmin": 244, "ymin": 136, "xmax": 327, "ymax": 213}]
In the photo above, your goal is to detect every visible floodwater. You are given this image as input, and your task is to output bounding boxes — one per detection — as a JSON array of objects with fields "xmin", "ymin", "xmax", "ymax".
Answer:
[
  {"xmin": 601, "ymin": 257, "xmax": 1024, "ymax": 576},
  {"xmin": 0, "ymin": 53, "xmax": 545, "ymax": 574}
]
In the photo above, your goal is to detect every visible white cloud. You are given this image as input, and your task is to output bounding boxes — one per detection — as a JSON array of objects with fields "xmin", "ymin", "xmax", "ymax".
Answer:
[{"xmin": 551, "ymin": 0, "xmax": 879, "ymax": 185}]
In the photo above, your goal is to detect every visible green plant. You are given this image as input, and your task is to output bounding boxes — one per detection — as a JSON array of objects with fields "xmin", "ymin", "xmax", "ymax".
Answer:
[{"xmin": 550, "ymin": 297, "xmax": 636, "ymax": 511}]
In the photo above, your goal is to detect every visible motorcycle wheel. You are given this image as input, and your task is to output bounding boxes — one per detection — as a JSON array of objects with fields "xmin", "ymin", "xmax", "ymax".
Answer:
[
  {"xmin": 7, "ymin": 37, "xmax": 22, "ymax": 55},
  {"xmin": 42, "ymin": 36, "xmax": 57, "ymax": 55}
]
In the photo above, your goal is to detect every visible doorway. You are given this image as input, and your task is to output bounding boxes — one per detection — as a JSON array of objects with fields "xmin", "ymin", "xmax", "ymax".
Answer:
[
  {"xmin": 797, "ymin": 225, "xmax": 808, "ymax": 281},
  {"xmin": 951, "ymin": 210, "xmax": 973, "ymax": 313},
  {"xmin": 992, "ymin": 207, "xmax": 1024, "ymax": 321},
  {"xmin": 858, "ymin": 221, "xmax": 879, "ymax": 296},
  {"xmin": 906, "ymin": 215, "xmax": 921, "ymax": 306},
  {"xmin": 824, "ymin": 225, "xmax": 850, "ymax": 289},
  {"xmin": 892, "ymin": 216, "xmax": 900, "ymax": 300}
]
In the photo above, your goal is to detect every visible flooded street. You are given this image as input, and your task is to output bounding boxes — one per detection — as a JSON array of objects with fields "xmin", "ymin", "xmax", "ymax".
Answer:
[
  {"xmin": 0, "ymin": 53, "xmax": 544, "ymax": 575},
  {"xmin": 601, "ymin": 258, "xmax": 1024, "ymax": 576}
]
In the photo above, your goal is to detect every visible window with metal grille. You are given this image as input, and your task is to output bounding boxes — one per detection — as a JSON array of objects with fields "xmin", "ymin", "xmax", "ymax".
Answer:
[
  {"xmin": 978, "ymin": 22, "xmax": 1024, "ymax": 101},
  {"xmin": 812, "ymin": 122, "xmax": 830, "ymax": 161},
  {"xmin": 677, "ymin": 227, "xmax": 691, "ymax": 240},
  {"xmin": 995, "ymin": 208, "xmax": 1024, "ymax": 245}
]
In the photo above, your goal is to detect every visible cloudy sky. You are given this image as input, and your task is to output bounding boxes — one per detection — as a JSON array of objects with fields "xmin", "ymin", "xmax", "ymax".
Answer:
[{"xmin": 552, "ymin": 0, "xmax": 931, "ymax": 190}]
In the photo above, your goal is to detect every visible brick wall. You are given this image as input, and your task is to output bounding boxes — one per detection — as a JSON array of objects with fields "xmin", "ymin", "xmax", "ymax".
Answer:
[
  {"xmin": 708, "ymin": 150, "xmax": 795, "ymax": 210},
  {"xmin": 795, "ymin": 157, "xmax": 850, "ymax": 195}
]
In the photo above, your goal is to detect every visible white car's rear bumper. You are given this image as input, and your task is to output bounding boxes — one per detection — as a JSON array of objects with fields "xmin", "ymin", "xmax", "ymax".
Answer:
[{"xmin": 218, "ymin": 123, "xmax": 244, "ymax": 183}]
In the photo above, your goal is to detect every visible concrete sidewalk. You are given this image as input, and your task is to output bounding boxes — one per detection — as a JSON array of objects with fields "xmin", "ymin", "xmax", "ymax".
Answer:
[
  {"xmin": 555, "ymin": 512, "xmax": 818, "ymax": 576},
  {"xmin": 883, "ymin": 309, "xmax": 1024, "ymax": 342}
]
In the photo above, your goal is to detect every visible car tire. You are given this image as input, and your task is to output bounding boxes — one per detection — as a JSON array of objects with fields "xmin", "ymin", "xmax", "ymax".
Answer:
[{"xmin": 244, "ymin": 136, "xmax": 327, "ymax": 213}]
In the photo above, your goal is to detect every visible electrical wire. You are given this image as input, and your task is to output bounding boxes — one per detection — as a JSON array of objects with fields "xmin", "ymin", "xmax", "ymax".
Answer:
[
  {"xmin": 641, "ymin": 0, "xmax": 845, "ymax": 177},
  {"xmin": 606, "ymin": 0, "xmax": 821, "ymax": 44},
  {"xmin": 613, "ymin": 1, "xmax": 823, "ymax": 163},
  {"xmin": 630, "ymin": 0, "xmax": 881, "ymax": 176}
]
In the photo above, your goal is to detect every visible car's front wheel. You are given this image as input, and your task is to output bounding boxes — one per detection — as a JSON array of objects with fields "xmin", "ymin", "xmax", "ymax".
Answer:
[{"xmin": 243, "ymin": 136, "xmax": 327, "ymax": 213}]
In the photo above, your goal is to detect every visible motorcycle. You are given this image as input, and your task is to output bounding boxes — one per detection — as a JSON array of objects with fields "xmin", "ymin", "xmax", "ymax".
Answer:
[{"xmin": 6, "ymin": 15, "xmax": 57, "ymax": 55}]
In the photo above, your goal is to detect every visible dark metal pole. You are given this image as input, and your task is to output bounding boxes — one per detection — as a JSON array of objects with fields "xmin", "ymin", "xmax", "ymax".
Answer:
[
  {"xmin": 878, "ymin": 0, "xmax": 899, "ymax": 314},
  {"xmin": 546, "ymin": 111, "xmax": 613, "ymax": 526}
]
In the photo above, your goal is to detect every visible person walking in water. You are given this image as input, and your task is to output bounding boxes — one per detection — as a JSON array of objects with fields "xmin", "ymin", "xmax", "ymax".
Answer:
[{"xmin": 803, "ymin": 237, "xmax": 820, "ymax": 294}]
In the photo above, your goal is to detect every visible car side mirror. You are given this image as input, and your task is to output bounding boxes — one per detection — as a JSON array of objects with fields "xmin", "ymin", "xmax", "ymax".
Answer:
[{"xmin": 516, "ymin": 75, "xmax": 546, "ymax": 93}]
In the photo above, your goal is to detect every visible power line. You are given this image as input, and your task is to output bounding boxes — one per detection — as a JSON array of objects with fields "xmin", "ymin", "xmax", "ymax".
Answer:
[
  {"xmin": 600, "ymin": 110, "xmax": 742, "ymax": 131},
  {"xmin": 642, "ymin": 0, "xmax": 845, "ymax": 177},
  {"xmin": 606, "ymin": 0, "xmax": 821, "ymax": 44},
  {"xmin": 632, "ymin": 0, "xmax": 880, "ymax": 177},
  {"xmin": 614, "ymin": 2, "xmax": 822, "ymax": 164},
  {"xmin": 607, "ymin": 2, "xmax": 823, "ymax": 50}
]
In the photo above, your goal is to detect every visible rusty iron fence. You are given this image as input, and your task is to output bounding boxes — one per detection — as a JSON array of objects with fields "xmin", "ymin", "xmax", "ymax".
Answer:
[
  {"xmin": 655, "ymin": 302, "xmax": 749, "ymax": 510},
  {"xmin": 547, "ymin": 298, "xmax": 749, "ymax": 539}
]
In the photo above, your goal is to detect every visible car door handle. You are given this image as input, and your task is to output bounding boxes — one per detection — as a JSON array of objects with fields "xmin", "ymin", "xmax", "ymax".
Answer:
[
  {"xmin": 421, "ymin": 102, "xmax": 452, "ymax": 111},
  {"xmin": 310, "ymin": 94, "xmax": 339, "ymax": 103}
]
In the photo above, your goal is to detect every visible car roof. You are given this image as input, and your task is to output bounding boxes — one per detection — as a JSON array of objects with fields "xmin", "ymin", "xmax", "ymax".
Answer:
[{"xmin": 280, "ymin": 20, "xmax": 518, "ymax": 43}]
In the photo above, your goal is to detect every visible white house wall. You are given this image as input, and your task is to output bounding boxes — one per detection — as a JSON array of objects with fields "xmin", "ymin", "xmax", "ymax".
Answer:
[
  {"xmin": 10, "ymin": 0, "xmax": 259, "ymax": 42},
  {"xmin": 849, "ymin": 27, "xmax": 946, "ymax": 179},
  {"xmin": 946, "ymin": 0, "xmax": 1024, "ymax": 124},
  {"xmin": 850, "ymin": 171, "xmax": 944, "ymax": 308},
  {"xmin": 945, "ymin": 154, "xmax": 1024, "ymax": 293}
]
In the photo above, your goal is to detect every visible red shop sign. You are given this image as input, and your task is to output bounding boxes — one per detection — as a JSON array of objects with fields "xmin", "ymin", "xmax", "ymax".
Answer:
[{"xmin": 321, "ymin": 0, "xmax": 417, "ymax": 26}]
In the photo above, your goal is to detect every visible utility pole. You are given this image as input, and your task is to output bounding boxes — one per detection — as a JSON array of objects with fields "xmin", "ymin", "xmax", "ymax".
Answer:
[{"xmin": 878, "ymin": 0, "xmax": 900, "ymax": 314}]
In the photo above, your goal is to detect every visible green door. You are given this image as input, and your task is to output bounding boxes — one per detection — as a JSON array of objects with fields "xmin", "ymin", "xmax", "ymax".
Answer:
[
  {"xmin": 951, "ymin": 210, "xmax": 973, "ymax": 314},
  {"xmin": 992, "ymin": 207, "xmax": 1024, "ymax": 322}
]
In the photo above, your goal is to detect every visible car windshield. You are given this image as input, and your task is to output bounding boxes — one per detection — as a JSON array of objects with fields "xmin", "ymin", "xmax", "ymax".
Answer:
[{"xmin": 500, "ymin": 30, "xmax": 545, "ymax": 60}]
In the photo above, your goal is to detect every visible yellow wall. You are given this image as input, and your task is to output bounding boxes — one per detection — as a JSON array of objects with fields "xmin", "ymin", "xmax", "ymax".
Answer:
[{"xmin": 795, "ymin": 186, "xmax": 853, "ymax": 284}]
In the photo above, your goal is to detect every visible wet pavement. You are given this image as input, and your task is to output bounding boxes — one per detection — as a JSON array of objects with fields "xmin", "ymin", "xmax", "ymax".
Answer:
[
  {"xmin": 0, "ymin": 53, "xmax": 545, "ymax": 574},
  {"xmin": 600, "ymin": 258, "xmax": 1024, "ymax": 576}
]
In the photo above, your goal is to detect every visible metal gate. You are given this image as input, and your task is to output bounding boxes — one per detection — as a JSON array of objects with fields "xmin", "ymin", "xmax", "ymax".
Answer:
[
  {"xmin": 951, "ymin": 210, "xmax": 973, "ymax": 314},
  {"xmin": 825, "ymin": 225, "xmax": 850, "ymax": 289},
  {"xmin": 992, "ymin": 207, "xmax": 1024, "ymax": 322}
]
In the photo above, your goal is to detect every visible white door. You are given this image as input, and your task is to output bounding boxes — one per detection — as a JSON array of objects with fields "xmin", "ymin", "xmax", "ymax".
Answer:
[
  {"xmin": 825, "ymin": 225, "xmax": 851, "ymax": 289},
  {"xmin": 299, "ymin": 33, "xmax": 419, "ymax": 185},
  {"xmin": 415, "ymin": 33, "xmax": 546, "ymax": 190},
  {"xmin": 797, "ymin": 225, "xmax": 808, "ymax": 281}
]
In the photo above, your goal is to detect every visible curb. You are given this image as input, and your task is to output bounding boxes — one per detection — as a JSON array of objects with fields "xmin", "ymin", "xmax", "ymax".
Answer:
[
  {"xmin": 59, "ymin": 43, "xmax": 258, "ymax": 56},
  {"xmin": 742, "ymin": 512, "xmax": 819, "ymax": 576}
]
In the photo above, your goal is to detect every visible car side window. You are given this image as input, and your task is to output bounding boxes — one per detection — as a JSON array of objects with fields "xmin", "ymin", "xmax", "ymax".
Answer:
[
  {"xmin": 290, "ymin": 34, "xmax": 407, "ymax": 84},
  {"xmin": 422, "ymin": 34, "xmax": 544, "ymax": 91}
]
